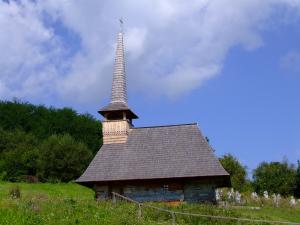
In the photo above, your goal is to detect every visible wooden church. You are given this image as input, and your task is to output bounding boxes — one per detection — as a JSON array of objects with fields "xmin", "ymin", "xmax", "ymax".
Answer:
[{"xmin": 76, "ymin": 26, "xmax": 230, "ymax": 203}]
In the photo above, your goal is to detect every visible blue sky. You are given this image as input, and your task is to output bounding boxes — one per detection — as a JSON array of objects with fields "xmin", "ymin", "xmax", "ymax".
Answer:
[{"xmin": 0, "ymin": 0, "xmax": 300, "ymax": 176}]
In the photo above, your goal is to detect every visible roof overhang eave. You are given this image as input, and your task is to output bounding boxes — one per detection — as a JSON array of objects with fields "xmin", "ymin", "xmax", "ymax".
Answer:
[
  {"xmin": 76, "ymin": 175, "xmax": 231, "ymax": 188},
  {"xmin": 98, "ymin": 108, "xmax": 138, "ymax": 119}
]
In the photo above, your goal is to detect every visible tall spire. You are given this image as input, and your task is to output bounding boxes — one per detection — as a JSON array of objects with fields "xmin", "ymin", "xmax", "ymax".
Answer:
[
  {"xmin": 98, "ymin": 20, "xmax": 138, "ymax": 120},
  {"xmin": 110, "ymin": 20, "xmax": 127, "ymax": 105}
]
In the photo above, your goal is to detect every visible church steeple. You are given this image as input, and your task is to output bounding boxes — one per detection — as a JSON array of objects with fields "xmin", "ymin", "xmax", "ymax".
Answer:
[
  {"xmin": 110, "ymin": 27, "xmax": 127, "ymax": 105},
  {"xmin": 99, "ymin": 21, "xmax": 138, "ymax": 144}
]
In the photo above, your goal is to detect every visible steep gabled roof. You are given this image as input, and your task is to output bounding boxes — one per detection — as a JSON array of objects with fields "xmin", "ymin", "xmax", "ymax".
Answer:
[{"xmin": 76, "ymin": 123, "xmax": 229, "ymax": 185}]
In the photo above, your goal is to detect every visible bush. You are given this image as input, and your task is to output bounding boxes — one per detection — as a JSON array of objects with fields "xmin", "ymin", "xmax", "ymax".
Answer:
[
  {"xmin": 219, "ymin": 154, "xmax": 247, "ymax": 191},
  {"xmin": 9, "ymin": 186, "xmax": 21, "ymax": 199},
  {"xmin": 295, "ymin": 160, "xmax": 300, "ymax": 198},
  {"xmin": 38, "ymin": 134, "xmax": 92, "ymax": 182},
  {"xmin": 0, "ymin": 171, "xmax": 7, "ymax": 181},
  {"xmin": 253, "ymin": 161, "xmax": 296, "ymax": 196},
  {"xmin": 0, "ymin": 129, "xmax": 39, "ymax": 180}
]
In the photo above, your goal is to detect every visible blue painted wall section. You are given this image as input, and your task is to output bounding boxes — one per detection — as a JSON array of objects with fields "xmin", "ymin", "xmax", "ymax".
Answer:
[
  {"xmin": 184, "ymin": 181, "xmax": 216, "ymax": 203},
  {"xmin": 94, "ymin": 185, "xmax": 109, "ymax": 200},
  {"xmin": 124, "ymin": 185, "xmax": 184, "ymax": 202},
  {"xmin": 95, "ymin": 180, "xmax": 216, "ymax": 203}
]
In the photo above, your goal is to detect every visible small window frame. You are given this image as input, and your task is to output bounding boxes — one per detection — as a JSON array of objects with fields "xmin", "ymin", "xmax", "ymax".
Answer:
[{"xmin": 163, "ymin": 184, "xmax": 169, "ymax": 191}]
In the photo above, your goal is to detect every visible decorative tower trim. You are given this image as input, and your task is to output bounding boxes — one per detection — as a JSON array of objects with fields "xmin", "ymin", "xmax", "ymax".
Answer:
[{"xmin": 102, "ymin": 120, "xmax": 130, "ymax": 144}]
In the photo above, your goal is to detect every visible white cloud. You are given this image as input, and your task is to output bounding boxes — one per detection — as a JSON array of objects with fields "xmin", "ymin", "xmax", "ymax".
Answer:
[
  {"xmin": 0, "ymin": 0, "xmax": 63, "ymax": 100},
  {"xmin": 159, "ymin": 65, "xmax": 220, "ymax": 98},
  {"xmin": 1, "ymin": 0, "xmax": 300, "ymax": 104}
]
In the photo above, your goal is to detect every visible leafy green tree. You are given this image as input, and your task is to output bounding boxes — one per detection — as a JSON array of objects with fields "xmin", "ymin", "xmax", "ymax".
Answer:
[
  {"xmin": 0, "ymin": 100, "xmax": 102, "ymax": 154},
  {"xmin": 0, "ymin": 100, "xmax": 103, "ymax": 182},
  {"xmin": 38, "ymin": 134, "xmax": 92, "ymax": 182},
  {"xmin": 253, "ymin": 161, "xmax": 296, "ymax": 196},
  {"xmin": 0, "ymin": 129, "xmax": 39, "ymax": 181},
  {"xmin": 295, "ymin": 160, "xmax": 300, "ymax": 198},
  {"xmin": 219, "ymin": 154, "xmax": 247, "ymax": 191}
]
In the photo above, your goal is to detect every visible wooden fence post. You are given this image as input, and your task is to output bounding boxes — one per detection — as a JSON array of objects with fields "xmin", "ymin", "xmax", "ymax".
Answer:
[
  {"xmin": 109, "ymin": 192, "xmax": 300, "ymax": 225},
  {"xmin": 171, "ymin": 212, "xmax": 176, "ymax": 225},
  {"xmin": 137, "ymin": 203, "xmax": 142, "ymax": 219},
  {"xmin": 112, "ymin": 193, "xmax": 116, "ymax": 204}
]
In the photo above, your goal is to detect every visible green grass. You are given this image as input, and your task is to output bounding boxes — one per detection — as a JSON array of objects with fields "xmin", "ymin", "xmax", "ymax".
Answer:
[{"xmin": 0, "ymin": 182, "xmax": 299, "ymax": 225}]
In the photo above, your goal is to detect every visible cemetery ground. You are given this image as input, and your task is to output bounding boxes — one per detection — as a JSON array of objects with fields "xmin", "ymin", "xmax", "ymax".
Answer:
[{"xmin": 0, "ymin": 182, "xmax": 299, "ymax": 225}]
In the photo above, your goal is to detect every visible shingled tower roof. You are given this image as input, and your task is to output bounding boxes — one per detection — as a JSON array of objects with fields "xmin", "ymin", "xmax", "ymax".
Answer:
[
  {"xmin": 99, "ymin": 23, "xmax": 137, "ymax": 119},
  {"xmin": 111, "ymin": 31, "xmax": 127, "ymax": 104}
]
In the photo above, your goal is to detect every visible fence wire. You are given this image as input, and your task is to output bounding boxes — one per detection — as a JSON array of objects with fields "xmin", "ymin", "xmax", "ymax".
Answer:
[{"xmin": 111, "ymin": 192, "xmax": 300, "ymax": 225}]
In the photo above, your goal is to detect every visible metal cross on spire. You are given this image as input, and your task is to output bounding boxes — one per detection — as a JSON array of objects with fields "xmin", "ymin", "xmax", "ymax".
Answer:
[{"xmin": 119, "ymin": 18, "xmax": 123, "ymax": 33}]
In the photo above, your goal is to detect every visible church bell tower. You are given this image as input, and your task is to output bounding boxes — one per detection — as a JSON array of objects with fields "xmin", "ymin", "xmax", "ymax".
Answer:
[{"xmin": 98, "ymin": 21, "xmax": 138, "ymax": 144}]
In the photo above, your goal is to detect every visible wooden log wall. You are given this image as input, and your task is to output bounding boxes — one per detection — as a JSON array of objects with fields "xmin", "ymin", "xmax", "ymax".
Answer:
[
  {"xmin": 184, "ymin": 181, "xmax": 216, "ymax": 203},
  {"xmin": 95, "ymin": 180, "xmax": 216, "ymax": 203}
]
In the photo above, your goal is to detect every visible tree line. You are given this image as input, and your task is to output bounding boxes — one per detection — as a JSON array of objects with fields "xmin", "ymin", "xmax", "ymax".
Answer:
[
  {"xmin": 219, "ymin": 154, "xmax": 300, "ymax": 198},
  {"xmin": 0, "ymin": 100, "xmax": 102, "ymax": 182},
  {"xmin": 0, "ymin": 100, "xmax": 299, "ymax": 197}
]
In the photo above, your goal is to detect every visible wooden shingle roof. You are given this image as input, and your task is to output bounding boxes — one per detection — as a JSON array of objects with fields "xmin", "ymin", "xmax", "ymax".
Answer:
[
  {"xmin": 76, "ymin": 123, "xmax": 229, "ymax": 185},
  {"xmin": 98, "ymin": 102, "xmax": 138, "ymax": 119},
  {"xmin": 98, "ymin": 29, "xmax": 138, "ymax": 119}
]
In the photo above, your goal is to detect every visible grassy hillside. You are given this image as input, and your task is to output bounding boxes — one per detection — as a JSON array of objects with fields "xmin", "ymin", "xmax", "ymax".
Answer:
[{"xmin": 0, "ymin": 182, "xmax": 300, "ymax": 225}]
